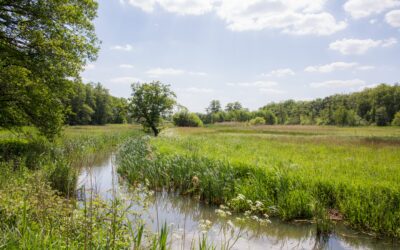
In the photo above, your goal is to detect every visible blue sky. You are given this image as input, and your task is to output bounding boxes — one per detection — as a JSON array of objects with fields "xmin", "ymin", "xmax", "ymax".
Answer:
[{"xmin": 82, "ymin": 0, "xmax": 400, "ymax": 112}]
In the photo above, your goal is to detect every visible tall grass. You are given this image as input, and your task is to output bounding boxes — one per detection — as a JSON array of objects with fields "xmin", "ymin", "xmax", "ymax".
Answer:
[
  {"xmin": 117, "ymin": 125, "xmax": 400, "ymax": 238},
  {"xmin": 0, "ymin": 124, "xmax": 153, "ymax": 249}
]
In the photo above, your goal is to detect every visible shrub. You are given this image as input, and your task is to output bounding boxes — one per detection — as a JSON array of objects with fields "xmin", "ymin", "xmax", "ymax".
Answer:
[
  {"xmin": 392, "ymin": 112, "xmax": 400, "ymax": 126},
  {"xmin": 254, "ymin": 110, "xmax": 277, "ymax": 125},
  {"xmin": 173, "ymin": 111, "xmax": 203, "ymax": 127},
  {"xmin": 249, "ymin": 117, "xmax": 266, "ymax": 125}
]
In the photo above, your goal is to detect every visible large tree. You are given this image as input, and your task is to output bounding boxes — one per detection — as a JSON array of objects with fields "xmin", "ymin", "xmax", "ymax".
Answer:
[
  {"xmin": 0, "ymin": 0, "xmax": 99, "ymax": 139},
  {"xmin": 129, "ymin": 81, "xmax": 176, "ymax": 136},
  {"xmin": 206, "ymin": 100, "xmax": 222, "ymax": 114}
]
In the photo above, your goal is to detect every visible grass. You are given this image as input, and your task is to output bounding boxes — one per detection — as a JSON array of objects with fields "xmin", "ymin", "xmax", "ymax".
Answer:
[
  {"xmin": 117, "ymin": 124, "xmax": 400, "ymax": 238},
  {"xmin": 0, "ymin": 124, "xmax": 156, "ymax": 249}
]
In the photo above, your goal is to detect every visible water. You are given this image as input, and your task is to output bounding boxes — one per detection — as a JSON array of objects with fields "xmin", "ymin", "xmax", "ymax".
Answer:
[{"xmin": 77, "ymin": 154, "xmax": 399, "ymax": 250}]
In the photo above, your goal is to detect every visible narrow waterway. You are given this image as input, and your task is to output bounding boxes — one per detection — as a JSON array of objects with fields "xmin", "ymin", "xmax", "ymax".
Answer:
[{"xmin": 77, "ymin": 153, "xmax": 399, "ymax": 250}]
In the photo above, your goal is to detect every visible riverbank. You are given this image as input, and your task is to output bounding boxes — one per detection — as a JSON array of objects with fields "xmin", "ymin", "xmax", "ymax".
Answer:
[
  {"xmin": 0, "ymin": 125, "xmax": 143, "ymax": 249},
  {"xmin": 117, "ymin": 125, "xmax": 400, "ymax": 239},
  {"xmin": 83, "ymin": 152, "xmax": 400, "ymax": 249}
]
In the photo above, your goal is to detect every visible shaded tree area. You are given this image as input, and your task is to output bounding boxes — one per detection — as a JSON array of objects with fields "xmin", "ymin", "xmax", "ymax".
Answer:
[
  {"xmin": 66, "ymin": 82, "xmax": 129, "ymax": 125},
  {"xmin": 0, "ymin": 0, "xmax": 99, "ymax": 139},
  {"xmin": 197, "ymin": 84, "xmax": 400, "ymax": 126}
]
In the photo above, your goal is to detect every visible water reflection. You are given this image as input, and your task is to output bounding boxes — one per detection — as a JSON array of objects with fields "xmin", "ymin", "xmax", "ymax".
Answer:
[{"xmin": 77, "ymin": 154, "xmax": 399, "ymax": 250}]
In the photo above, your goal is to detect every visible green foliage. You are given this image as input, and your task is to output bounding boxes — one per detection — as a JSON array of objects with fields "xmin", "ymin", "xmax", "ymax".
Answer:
[
  {"xmin": 129, "ymin": 81, "xmax": 176, "ymax": 136},
  {"xmin": 375, "ymin": 106, "xmax": 389, "ymax": 126},
  {"xmin": 255, "ymin": 110, "xmax": 277, "ymax": 125},
  {"xmin": 249, "ymin": 117, "xmax": 266, "ymax": 125},
  {"xmin": 0, "ymin": 174, "xmax": 134, "ymax": 249},
  {"xmin": 257, "ymin": 84, "xmax": 400, "ymax": 126},
  {"xmin": 206, "ymin": 100, "xmax": 222, "ymax": 114},
  {"xmin": 66, "ymin": 82, "xmax": 129, "ymax": 125},
  {"xmin": 0, "ymin": 0, "xmax": 99, "ymax": 139},
  {"xmin": 392, "ymin": 112, "xmax": 400, "ymax": 126},
  {"xmin": 173, "ymin": 111, "xmax": 203, "ymax": 127},
  {"xmin": 225, "ymin": 102, "xmax": 243, "ymax": 112},
  {"xmin": 0, "ymin": 125, "xmax": 157, "ymax": 249}
]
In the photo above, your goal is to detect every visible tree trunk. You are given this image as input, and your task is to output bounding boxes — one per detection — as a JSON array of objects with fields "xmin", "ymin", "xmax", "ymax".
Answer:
[{"xmin": 151, "ymin": 125, "xmax": 159, "ymax": 137}]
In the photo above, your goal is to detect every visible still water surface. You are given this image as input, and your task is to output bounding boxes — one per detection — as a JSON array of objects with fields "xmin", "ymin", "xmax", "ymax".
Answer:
[{"xmin": 77, "ymin": 154, "xmax": 399, "ymax": 250}]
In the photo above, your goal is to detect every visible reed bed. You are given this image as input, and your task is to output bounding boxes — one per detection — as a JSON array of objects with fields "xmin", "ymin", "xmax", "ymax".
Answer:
[{"xmin": 117, "ymin": 125, "xmax": 400, "ymax": 238}]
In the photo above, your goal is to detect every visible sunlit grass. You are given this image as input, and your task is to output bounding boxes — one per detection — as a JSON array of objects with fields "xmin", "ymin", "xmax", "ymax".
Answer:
[{"xmin": 118, "ymin": 124, "xmax": 400, "ymax": 238}]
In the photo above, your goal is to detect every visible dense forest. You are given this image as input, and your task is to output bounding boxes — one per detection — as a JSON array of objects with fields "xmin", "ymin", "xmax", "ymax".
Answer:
[
  {"xmin": 195, "ymin": 84, "xmax": 400, "ymax": 126},
  {"xmin": 66, "ymin": 82, "xmax": 129, "ymax": 125}
]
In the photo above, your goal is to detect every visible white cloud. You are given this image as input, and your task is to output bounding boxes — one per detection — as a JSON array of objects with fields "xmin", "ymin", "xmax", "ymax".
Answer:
[
  {"xmin": 305, "ymin": 62, "xmax": 374, "ymax": 73},
  {"xmin": 178, "ymin": 87, "xmax": 215, "ymax": 93},
  {"xmin": 216, "ymin": 0, "xmax": 346, "ymax": 35},
  {"xmin": 381, "ymin": 37, "xmax": 398, "ymax": 47},
  {"xmin": 110, "ymin": 44, "xmax": 134, "ymax": 51},
  {"xmin": 119, "ymin": 64, "xmax": 135, "ymax": 69},
  {"xmin": 357, "ymin": 65, "xmax": 375, "ymax": 71},
  {"xmin": 305, "ymin": 62, "xmax": 357, "ymax": 73},
  {"xmin": 122, "ymin": 0, "xmax": 214, "ymax": 15},
  {"xmin": 262, "ymin": 68, "xmax": 295, "ymax": 77},
  {"xmin": 110, "ymin": 77, "xmax": 143, "ymax": 84},
  {"xmin": 386, "ymin": 10, "xmax": 400, "ymax": 27},
  {"xmin": 84, "ymin": 64, "xmax": 96, "ymax": 70},
  {"xmin": 157, "ymin": 0, "xmax": 214, "ymax": 15},
  {"xmin": 329, "ymin": 38, "xmax": 397, "ymax": 55},
  {"xmin": 123, "ymin": 0, "xmax": 156, "ymax": 12},
  {"xmin": 123, "ymin": 0, "xmax": 346, "ymax": 36},
  {"xmin": 310, "ymin": 79, "xmax": 365, "ymax": 88},
  {"xmin": 227, "ymin": 80, "xmax": 278, "ymax": 87},
  {"xmin": 344, "ymin": 0, "xmax": 400, "ymax": 19}
]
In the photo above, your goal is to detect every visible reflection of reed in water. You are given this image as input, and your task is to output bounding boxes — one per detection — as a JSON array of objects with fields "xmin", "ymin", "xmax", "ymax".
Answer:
[{"xmin": 76, "ymin": 153, "xmax": 400, "ymax": 250}]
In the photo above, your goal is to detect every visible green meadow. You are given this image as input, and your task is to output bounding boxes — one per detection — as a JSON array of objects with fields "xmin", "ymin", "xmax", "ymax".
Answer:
[{"xmin": 117, "ymin": 124, "xmax": 400, "ymax": 238}]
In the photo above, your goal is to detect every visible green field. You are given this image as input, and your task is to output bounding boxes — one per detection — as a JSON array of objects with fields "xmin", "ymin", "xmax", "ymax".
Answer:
[{"xmin": 118, "ymin": 124, "xmax": 400, "ymax": 238}]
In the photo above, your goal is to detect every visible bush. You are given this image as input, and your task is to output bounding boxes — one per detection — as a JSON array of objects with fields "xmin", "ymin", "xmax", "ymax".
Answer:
[
  {"xmin": 392, "ymin": 112, "xmax": 400, "ymax": 126},
  {"xmin": 254, "ymin": 110, "xmax": 277, "ymax": 125},
  {"xmin": 249, "ymin": 117, "xmax": 266, "ymax": 125},
  {"xmin": 173, "ymin": 111, "xmax": 203, "ymax": 127}
]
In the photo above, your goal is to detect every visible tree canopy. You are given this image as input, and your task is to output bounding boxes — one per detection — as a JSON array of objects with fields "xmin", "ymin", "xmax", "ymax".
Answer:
[
  {"xmin": 66, "ymin": 82, "xmax": 129, "ymax": 126},
  {"xmin": 129, "ymin": 81, "xmax": 176, "ymax": 136},
  {"xmin": 0, "ymin": 0, "xmax": 99, "ymax": 139}
]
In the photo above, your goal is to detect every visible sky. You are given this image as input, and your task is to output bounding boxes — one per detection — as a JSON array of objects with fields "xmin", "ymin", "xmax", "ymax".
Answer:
[{"xmin": 81, "ymin": 0, "xmax": 400, "ymax": 112}]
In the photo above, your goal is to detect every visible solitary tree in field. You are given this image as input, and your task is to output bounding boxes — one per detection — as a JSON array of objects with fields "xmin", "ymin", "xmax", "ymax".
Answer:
[
  {"xmin": 0, "ymin": 0, "xmax": 99, "ymax": 139},
  {"xmin": 129, "ymin": 82, "xmax": 176, "ymax": 136}
]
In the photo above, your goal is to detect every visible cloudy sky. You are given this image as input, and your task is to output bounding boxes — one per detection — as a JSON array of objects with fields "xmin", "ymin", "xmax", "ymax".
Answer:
[{"xmin": 82, "ymin": 0, "xmax": 400, "ymax": 112}]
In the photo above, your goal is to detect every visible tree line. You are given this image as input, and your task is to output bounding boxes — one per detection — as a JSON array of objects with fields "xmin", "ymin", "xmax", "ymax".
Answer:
[
  {"xmin": 66, "ymin": 82, "xmax": 129, "ymax": 126},
  {"xmin": 194, "ymin": 83, "xmax": 400, "ymax": 127}
]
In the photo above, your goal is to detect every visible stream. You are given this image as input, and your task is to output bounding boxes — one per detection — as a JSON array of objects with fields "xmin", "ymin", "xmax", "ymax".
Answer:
[{"xmin": 77, "ymin": 153, "xmax": 399, "ymax": 250}]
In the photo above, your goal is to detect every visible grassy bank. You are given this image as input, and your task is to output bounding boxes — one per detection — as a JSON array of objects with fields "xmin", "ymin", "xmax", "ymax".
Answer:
[
  {"xmin": 117, "ymin": 124, "xmax": 400, "ymax": 238},
  {"xmin": 0, "ymin": 125, "xmax": 147, "ymax": 249}
]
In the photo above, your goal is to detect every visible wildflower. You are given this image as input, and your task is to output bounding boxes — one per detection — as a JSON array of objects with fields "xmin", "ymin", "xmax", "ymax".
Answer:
[
  {"xmin": 255, "ymin": 201, "xmax": 263, "ymax": 208},
  {"xmin": 215, "ymin": 209, "xmax": 227, "ymax": 217},
  {"xmin": 237, "ymin": 194, "xmax": 245, "ymax": 200}
]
